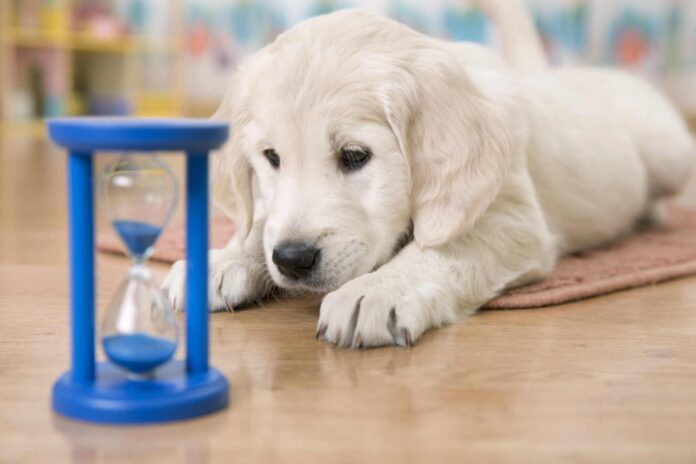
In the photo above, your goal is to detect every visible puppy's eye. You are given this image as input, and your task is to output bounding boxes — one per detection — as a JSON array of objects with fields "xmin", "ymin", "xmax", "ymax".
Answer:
[
  {"xmin": 263, "ymin": 148, "xmax": 280, "ymax": 169},
  {"xmin": 339, "ymin": 146, "xmax": 372, "ymax": 172}
]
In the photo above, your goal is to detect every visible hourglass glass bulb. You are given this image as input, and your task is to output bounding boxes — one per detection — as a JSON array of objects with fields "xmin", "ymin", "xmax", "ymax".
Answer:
[
  {"xmin": 100, "ymin": 154, "xmax": 177, "ymax": 261},
  {"xmin": 101, "ymin": 265, "xmax": 178, "ymax": 374},
  {"xmin": 99, "ymin": 154, "xmax": 179, "ymax": 376}
]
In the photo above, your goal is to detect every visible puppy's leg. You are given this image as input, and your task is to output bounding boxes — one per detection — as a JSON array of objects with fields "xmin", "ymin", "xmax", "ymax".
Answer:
[
  {"xmin": 162, "ymin": 217, "xmax": 274, "ymax": 312},
  {"xmin": 318, "ymin": 179, "xmax": 556, "ymax": 348}
]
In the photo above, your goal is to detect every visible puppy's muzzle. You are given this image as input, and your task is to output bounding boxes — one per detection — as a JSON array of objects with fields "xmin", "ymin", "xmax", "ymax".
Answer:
[{"xmin": 272, "ymin": 242, "xmax": 321, "ymax": 280}]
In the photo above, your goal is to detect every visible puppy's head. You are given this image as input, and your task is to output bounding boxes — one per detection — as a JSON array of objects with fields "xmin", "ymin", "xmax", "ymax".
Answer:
[{"xmin": 213, "ymin": 10, "xmax": 518, "ymax": 292}]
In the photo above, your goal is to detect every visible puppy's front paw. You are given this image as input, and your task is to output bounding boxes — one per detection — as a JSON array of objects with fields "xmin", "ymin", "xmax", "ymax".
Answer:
[
  {"xmin": 317, "ymin": 273, "xmax": 428, "ymax": 349},
  {"xmin": 162, "ymin": 249, "xmax": 270, "ymax": 312},
  {"xmin": 161, "ymin": 259, "xmax": 183, "ymax": 311}
]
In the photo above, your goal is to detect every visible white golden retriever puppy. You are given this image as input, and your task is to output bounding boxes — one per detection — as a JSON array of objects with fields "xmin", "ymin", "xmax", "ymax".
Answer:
[{"xmin": 164, "ymin": 0, "xmax": 695, "ymax": 348}]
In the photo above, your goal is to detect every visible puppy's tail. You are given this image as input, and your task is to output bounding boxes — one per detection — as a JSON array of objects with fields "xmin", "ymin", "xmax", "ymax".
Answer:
[{"xmin": 469, "ymin": 0, "xmax": 548, "ymax": 72}]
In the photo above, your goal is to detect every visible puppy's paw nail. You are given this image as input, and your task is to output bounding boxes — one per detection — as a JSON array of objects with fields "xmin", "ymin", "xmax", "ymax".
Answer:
[
  {"xmin": 352, "ymin": 333, "xmax": 363, "ymax": 349},
  {"xmin": 316, "ymin": 324, "xmax": 328, "ymax": 340},
  {"xmin": 395, "ymin": 328, "xmax": 412, "ymax": 347}
]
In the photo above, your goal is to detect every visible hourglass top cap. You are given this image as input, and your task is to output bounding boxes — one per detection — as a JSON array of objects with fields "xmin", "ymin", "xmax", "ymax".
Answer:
[{"xmin": 47, "ymin": 117, "xmax": 230, "ymax": 153}]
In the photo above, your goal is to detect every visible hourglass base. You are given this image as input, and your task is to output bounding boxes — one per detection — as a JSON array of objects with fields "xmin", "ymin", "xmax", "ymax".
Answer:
[{"xmin": 52, "ymin": 360, "xmax": 229, "ymax": 424}]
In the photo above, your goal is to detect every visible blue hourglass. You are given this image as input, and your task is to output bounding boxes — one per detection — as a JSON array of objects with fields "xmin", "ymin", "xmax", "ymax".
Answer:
[
  {"xmin": 48, "ymin": 118, "xmax": 230, "ymax": 424},
  {"xmin": 100, "ymin": 155, "xmax": 178, "ymax": 375}
]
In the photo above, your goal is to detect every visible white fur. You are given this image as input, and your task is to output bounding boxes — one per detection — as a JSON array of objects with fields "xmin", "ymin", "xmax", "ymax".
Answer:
[{"xmin": 163, "ymin": 2, "xmax": 695, "ymax": 348}]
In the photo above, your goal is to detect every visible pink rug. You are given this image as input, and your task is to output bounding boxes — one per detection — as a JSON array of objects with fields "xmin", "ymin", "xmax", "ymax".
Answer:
[{"xmin": 97, "ymin": 206, "xmax": 696, "ymax": 309}]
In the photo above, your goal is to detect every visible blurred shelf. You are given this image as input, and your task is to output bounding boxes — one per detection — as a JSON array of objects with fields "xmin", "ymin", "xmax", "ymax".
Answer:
[
  {"xmin": 134, "ymin": 91, "xmax": 183, "ymax": 117},
  {"xmin": 5, "ymin": 28, "xmax": 69, "ymax": 48},
  {"xmin": 69, "ymin": 32, "xmax": 136, "ymax": 53},
  {"xmin": 1, "ymin": 121, "xmax": 46, "ymax": 138},
  {"xmin": 0, "ymin": 2, "xmax": 187, "ymax": 137},
  {"xmin": 5, "ymin": 29, "xmax": 180, "ymax": 54},
  {"xmin": 135, "ymin": 38, "xmax": 183, "ymax": 55}
]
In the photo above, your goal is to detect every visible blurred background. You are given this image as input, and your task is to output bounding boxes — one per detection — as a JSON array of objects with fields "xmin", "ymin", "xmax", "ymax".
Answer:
[{"xmin": 2, "ymin": 0, "xmax": 696, "ymax": 139}]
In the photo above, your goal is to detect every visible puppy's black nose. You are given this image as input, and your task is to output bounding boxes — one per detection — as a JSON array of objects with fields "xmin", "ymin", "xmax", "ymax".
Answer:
[{"xmin": 272, "ymin": 242, "xmax": 321, "ymax": 279}]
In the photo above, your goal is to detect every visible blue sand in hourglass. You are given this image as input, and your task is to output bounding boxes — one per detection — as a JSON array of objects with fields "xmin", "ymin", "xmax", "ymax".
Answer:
[
  {"xmin": 113, "ymin": 220, "xmax": 162, "ymax": 257},
  {"xmin": 103, "ymin": 333, "xmax": 177, "ymax": 374}
]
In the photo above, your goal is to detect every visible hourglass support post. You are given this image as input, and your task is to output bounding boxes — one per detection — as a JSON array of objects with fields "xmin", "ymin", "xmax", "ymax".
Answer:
[
  {"xmin": 67, "ymin": 152, "xmax": 95, "ymax": 385},
  {"xmin": 185, "ymin": 153, "xmax": 209, "ymax": 375}
]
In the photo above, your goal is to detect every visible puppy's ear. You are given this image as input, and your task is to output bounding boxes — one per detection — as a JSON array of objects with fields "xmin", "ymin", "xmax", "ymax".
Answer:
[
  {"xmin": 211, "ymin": 74, "xmax": 254, "ymax": 243},
  {"xmin": 382, "ymin": 46, "xmax": 520, "ymax": 248}
]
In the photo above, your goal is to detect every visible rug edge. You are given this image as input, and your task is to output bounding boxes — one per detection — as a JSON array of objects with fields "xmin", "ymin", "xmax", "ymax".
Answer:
[{"xmin": 485, "ymin": 260, "xmax": 696, "ymax": 309}]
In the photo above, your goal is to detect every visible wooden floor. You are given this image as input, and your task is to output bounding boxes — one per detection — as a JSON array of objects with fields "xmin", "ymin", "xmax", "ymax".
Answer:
[{"xmin": 2, "ymin": 136, "xmax": 696, "ymax": 464}]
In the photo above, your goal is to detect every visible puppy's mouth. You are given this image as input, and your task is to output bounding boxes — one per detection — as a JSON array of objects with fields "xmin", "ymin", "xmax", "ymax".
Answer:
[
  {"xmin": 276, "ymin": 274, "xmax": 338, "ymax": 293},
  {"xmin": 274, "ymin": 264, "xmax": 338, "ymax": 293},
  {"xmin": 269, "ymin": 255, "xmax": 362, "ymax": 294}
]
